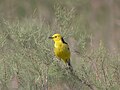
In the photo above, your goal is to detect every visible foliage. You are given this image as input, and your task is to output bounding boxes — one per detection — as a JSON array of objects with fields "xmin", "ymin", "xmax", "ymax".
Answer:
[{"xmin": 0, "ymin": 2, "xmax": 120, "ymax": 90}]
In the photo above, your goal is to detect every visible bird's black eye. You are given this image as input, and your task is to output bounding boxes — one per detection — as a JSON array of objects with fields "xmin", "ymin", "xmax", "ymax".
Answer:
[{"xmin": 54, "ymin": 36, "xmax": 57, "ymax": 38}]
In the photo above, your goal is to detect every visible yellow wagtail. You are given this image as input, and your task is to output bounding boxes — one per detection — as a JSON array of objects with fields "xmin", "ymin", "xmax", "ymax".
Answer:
[{"xmin": 49, "ymin": 33, "xmax": 73, "ymax": 70}]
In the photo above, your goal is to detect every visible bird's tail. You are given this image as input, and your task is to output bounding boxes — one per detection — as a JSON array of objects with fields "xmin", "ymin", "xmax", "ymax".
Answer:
[{"xmin": 67, "ymin": 60, "xmax": 73, "ymax": 72}]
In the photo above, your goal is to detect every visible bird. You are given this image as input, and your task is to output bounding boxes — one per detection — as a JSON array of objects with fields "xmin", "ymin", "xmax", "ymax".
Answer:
[{"xmin": 49, "ymin": 33, "xmax": 73, "ymax": 71}]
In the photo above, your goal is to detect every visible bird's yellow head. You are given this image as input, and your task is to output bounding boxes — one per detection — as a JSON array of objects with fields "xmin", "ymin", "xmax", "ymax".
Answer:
[{"xmin": 49, "ymin": 34, "xmax": 62, "ymax": 42}]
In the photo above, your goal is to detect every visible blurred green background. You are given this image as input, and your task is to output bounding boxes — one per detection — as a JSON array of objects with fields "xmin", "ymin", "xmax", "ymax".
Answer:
[
  {"xmin": 0, "ymin": 0, "xmax": 120, "ymax": 90},
  {"xmin": 0, "ymin": 0, "xmax": 120, "ymax": 52}
]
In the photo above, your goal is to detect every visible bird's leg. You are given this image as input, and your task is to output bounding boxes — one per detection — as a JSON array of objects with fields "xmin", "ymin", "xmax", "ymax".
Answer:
[
  {"xmin": 56, "ymin": 57, "xmax": 61, "ymax": 63},
  {"xmin": 66, "ymin": 60, "xmax": 73, "ymax": 72},
  {"xmin": 63, "ymin": 60, "xmax": 69, "ymax": 70},
  {"xmin": 55, "ymin": 57, "xmax": 64, "ymax": 68}
]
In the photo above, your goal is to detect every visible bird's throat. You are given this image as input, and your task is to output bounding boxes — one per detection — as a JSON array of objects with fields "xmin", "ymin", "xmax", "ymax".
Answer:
[{"xmin": 54, "ymin": 41, "xmax": 62, "ymax": 48}]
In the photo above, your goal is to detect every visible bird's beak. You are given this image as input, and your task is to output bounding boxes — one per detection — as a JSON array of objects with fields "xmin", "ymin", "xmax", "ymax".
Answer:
[{"xmin": 49, "ymin": 36, "xmax": 53, "ymax": 39}]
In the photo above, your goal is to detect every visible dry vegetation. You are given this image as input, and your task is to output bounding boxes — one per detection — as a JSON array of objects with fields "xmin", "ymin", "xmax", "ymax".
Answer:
[{"xmin": 0, "ymin": 0, "xmax": 120, "ymax": 90}]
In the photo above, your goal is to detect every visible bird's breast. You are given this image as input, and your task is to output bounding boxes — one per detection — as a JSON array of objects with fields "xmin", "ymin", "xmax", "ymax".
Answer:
[
  {"xmin": 54, "ymin": 43, "xmax": 70, "ymax": 59},
  {"xmin": 54, "ymin": 42, "xmax": 62, "ymax": 48},
  {"xmin": 54, "ymin": 43, "xmax": 63, "ymax": 54}
]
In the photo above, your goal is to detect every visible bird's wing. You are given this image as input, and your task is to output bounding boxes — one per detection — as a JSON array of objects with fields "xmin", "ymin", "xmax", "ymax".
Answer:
[
  {"xmin": 61, "ymin": 37, "xmax": 70, "ymax": 50},
  {"xmin": 61, "ymin": 37, "xmax": 68, "ymax": 44}
]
